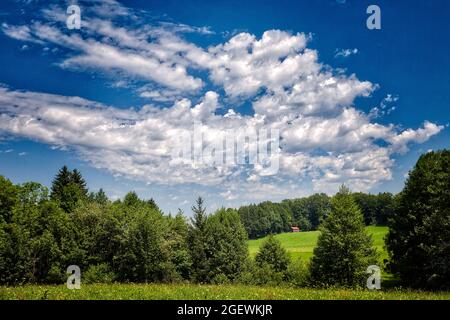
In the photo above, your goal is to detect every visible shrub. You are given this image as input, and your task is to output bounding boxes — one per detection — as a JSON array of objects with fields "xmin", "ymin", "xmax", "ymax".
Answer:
[
  {"xmin": 83, "ymin": 263, "xmax": 116, "ymax": 284},
  {"xmin": 286, "ymin": 259, "xmax": 310, "ymax": 287}
]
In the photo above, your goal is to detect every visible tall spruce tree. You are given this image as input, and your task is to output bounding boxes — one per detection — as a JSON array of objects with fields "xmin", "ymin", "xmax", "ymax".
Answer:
[
  {"xmin": 50, "ymin": 166, "xmax": 88, "ymax": 212},
  {"xmin": 386, "ymin": 150, "xmax": 450, "ymax": 289},
  {"xmin": 50, "ymin": 166, "xmax": 72, "ymax": 200},
  {"xmin": 310, "ymin": 185, "xmax": 378, "ymax": 287},
  {"xmin": 71, "ymin": 169, "xmax": 88, "ymax": 196},
  {"xmin": 188, "ymin": 197, "xmax": 209, "ymax": 283}
]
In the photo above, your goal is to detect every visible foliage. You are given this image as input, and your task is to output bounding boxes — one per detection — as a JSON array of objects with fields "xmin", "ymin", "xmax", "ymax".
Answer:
[
  {"xmin": 203, "ymin": 208, "xmax": 248, "ymax": 283},
  {"xmin": 310, "ymin": 186, "xmax": 378, "ymax": 288},
  {"xmin": 50, "ymin": 166, "xmax": 88, "ymax": 212},
  {"xmin": 187, "ymin": 197, "xmax": 209, "ymax": 283},
  {"xmin": 83, "ymin": 263, "xmax": 117, "ymax": 284},
  {"xmin": 286, "ymin": 259, "xmax": 310, "ymax": 287},
  {"xmin": 0, "ymin": 175, "xmax": 18, "ymax": 224},
  {"xmin": 113, "ymin": 203, "xmax": 167, "ymax": 283},
  {"xmin": 353, "ymin": 192, "xmax": 395, "ymax": 225},
  {"xmin": 164, "ymin": 212, "xmax": 192, "ymax": 281},
  {"xmin": 238, "ymin": 201, "xmax": 291, "ymax": 239},
  {"xmin": 386, "ymin": 150, "xmax": 450, "ymax": 289},
  {"xmin": 255, "ymin": 235, "xmax": 290, "ymax": 274},
  {"xmin": 0, "ymin": 150, "xmax": 448, "ymax": 291}
]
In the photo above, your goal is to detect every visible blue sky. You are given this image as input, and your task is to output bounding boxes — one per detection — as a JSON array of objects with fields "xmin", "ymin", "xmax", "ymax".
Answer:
[{"xmin": 0, "ymin": 0, "xmax": 449, "ymax": 214}]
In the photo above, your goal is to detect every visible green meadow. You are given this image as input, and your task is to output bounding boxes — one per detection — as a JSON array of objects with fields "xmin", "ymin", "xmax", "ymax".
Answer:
[
  {"xmin": 248, "ymin": 226, "xmax": 389, "ymax": 262},
  {"xmin": 1, "ymin": 283, "xmax": 449, "ymax": 300}
]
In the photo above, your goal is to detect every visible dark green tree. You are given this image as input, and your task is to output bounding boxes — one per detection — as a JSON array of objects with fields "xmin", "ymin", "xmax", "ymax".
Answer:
[
  {"xmin": 123, "ymin": 191, "xmax": 141, "ymax": 207},
  {"xmin": 0, "ymin": 175, "xmax": 18, "ymax": 224},
  {"xmin": 89, "ymin": 188, "xmax": 109, "ymax": 205},
  {"xmin": 188, "ymin": 197, "xmax": 209, "ymax": 283},
  {"xmin": 310, "ymin": 185, "xmax": 378, "ymax": 287},
  {"xmin": 50, "ymin": 166, "xmax": 88, "ymax": 212},
  {"xmin": 71, "ymin": 169, "xmax": 88, "ymax": 196},
  {"xmin": 113, "ymin": 207, "xmax": 167, "ymax": 283},
  {"xmin": 203, "ymin": 208, "xmax": 248, "ymax": 283},
  {"xmin": 386, "ymin": 150, "xmax": 450, "ymax": 289},
  {"xmin": 50, "ymin": 165, "xmax": 72, "ymax": 201},
  {"xmin": 164, "ymin": 211, "xmax": 192, "ymax": 281},
  {"xmin": 255, "ymin": 235, "xmax": 290, "ymax": 274}
]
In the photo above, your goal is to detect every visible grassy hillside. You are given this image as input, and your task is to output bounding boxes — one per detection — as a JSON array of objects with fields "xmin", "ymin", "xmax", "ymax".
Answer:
[
  {"xmin": 1, "ymin": 283, "xmax": 449, "ymax": 300},
  {"xmin": 248, "ymin": 226, "xmax": 389, "ymax": 262}
]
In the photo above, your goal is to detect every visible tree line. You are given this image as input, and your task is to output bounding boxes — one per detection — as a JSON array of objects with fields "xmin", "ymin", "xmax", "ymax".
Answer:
[
  {"xmin": 0, "ymin": 150, "xmax": 449, "ymax": 289},
  {"xmin": 238, "ymin": 191, "xmax": 395, "ymax": 239}
]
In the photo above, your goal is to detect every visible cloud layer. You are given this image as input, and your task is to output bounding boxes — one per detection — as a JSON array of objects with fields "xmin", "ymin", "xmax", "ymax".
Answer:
[{"xmin": 0, "ymin": 1, "xmax": 444, "ymax": 203}]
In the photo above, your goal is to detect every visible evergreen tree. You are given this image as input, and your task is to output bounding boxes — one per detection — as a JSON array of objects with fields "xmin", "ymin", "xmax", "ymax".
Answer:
[
  {"xmin": 50, "ymin": 166, "xmax": 88, "ymax": 212},
  {"xmin": 93, "ymin": 188, "xmax": 109, "ymax": 205},
  {"xmin": 50, "ymin": 165, "xmax": 72, "ymax": 201},
  {"xmin": 310, "ymin": 185, "xmax": 378, "ymax": 287},
  {"xmin": 188, "ymin": 197, "xmax": 209, "ymax": 283},
  {"xmin": 71, "ymin": 169, "xmax": 88, "ymax": 196},
  {"xmin": 386, "ymin": 150, "xmax": 450, "ymax": 289},
  {"xmin": 123, "ymin": 191, "xmax": 141, "ymax": 207},
  {"xmin": 255, "ymin": 235, "xmax": 290, "ymax": 274}
]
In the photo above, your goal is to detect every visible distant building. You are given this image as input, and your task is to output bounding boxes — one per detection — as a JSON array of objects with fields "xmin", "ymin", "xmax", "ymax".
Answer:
[{"xmin": 291, "ymin": 226, "xmax": 300, "ymax": 232}]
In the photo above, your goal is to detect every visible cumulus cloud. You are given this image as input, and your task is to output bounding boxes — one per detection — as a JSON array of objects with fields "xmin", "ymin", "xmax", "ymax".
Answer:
[{"xmin": 0, "ymin": 2, "xmax": 444, "ymax": 203}]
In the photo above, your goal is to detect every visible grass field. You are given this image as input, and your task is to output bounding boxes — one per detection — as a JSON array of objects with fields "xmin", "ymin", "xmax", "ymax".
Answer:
[
  {"xmin": 1, "ymin": 283, "xmax": 450, "ymax": 300},
  {"xmin": 248, "ymin": 226, "xmax": 389, "ymax": 262}
]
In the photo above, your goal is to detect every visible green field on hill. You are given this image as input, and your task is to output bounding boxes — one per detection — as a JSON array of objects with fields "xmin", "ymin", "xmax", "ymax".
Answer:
[{"xmin": 248, "ymin": 226, "xmax": 389, "ymax": 262}]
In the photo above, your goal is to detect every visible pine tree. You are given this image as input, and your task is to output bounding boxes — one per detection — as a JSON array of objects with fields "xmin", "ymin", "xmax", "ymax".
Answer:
[
  {"xmin": 71, "ymin": 169, "xmax": 88, "ymax": 196},
  {"xmin": 123, "ymin": 191, "xmax": 141, "ymax": 207},
  {"xmin": 94, "ymin": 188, "xmax": 109, "ymax": 205},
  {"xmin": 50, "ymin": 165, "xmax": 72, "ymax": 201},
  {"xmin": 188, "ymin": 197, "xmax": 209, "ymax": 283},
  {"xmin": 50, "ymin": 166, "xmax": 88, "ymax": 212},
  {"xmin": 310, "ymin": 185, "xmax": 378, "ymax": 288},
  {"xmin": 255, "ymin": 235, "xmax": 290, "ymax": 274}
]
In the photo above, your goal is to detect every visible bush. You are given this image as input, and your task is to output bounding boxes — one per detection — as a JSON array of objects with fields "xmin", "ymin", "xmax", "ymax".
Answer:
[
  {"xmin": 83, "ymin": 264, "xmax": 116, "ymax": 284},
  {"xmin": 286, "ymin": 259, "xmax": 310, "ymax": 287}
]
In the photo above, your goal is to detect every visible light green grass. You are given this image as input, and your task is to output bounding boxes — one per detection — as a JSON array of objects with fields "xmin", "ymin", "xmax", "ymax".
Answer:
[
  {"xmin": 1, "ymin": 283, "xmax": 449, "ymax": 300},
  {"xmin": 248, "ymin": 226, "xmax": 389, "ymax": 262}
]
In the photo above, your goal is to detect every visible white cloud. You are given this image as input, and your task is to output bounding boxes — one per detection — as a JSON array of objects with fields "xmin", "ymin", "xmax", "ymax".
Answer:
[
  {"xmin": 0, "ymin": 82, "xmax": 442, "ymax": 198},
  {"xmin": 0, "ymin": 2, "xmax": 444, "ymax": 204},
  {"xmin": 335, "ymin": 48, "xmax": 358, "ymax": 58}
]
